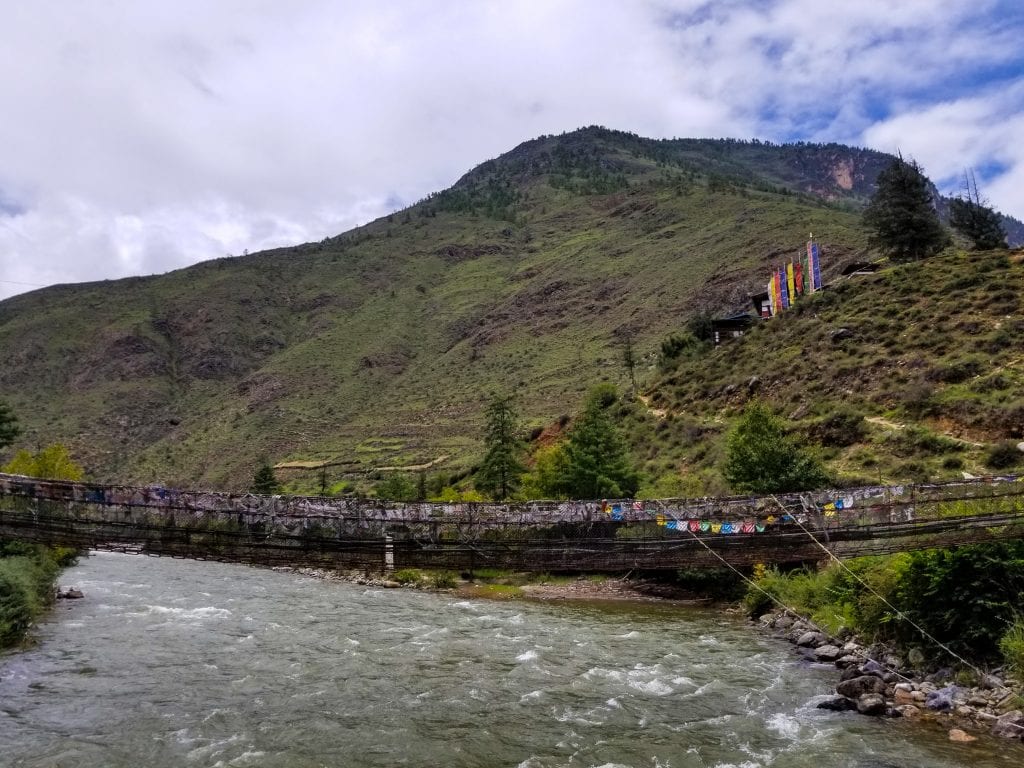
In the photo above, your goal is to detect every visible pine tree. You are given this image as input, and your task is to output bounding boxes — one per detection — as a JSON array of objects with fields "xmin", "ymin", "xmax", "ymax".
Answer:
[
  {"xmin": 863, "ymin": 158, "xmax": 949, "ymax": 261},
  {"xmin": 723, "ymin": 402, "xmax": 828, "ymax": 494},
  {"xmin": 0, "ymin": 400, "xmax": 20, "ymax": 452},
  {"xmin": 250, "ymin": 461, "xmax": 281, "ymax": 495},
  {"xmin": 949, "ymin": 198, "xmax": 1008, "ymax": 251},
  {"xmin": 475, "ymin": 395, "xmax": 525, "ymax": 500},
  {"xmin": 559, "ymin": 386, "xmax": 638, "ymax": 499}
]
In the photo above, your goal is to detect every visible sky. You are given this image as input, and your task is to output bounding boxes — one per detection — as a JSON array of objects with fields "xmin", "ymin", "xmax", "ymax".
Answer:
[{"xmin": 2, "ymin": 0, "xmax": 1023, "ymax": 300}]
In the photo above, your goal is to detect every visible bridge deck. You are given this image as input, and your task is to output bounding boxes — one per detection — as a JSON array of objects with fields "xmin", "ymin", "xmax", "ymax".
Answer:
[{"xmin": 2, "ymin": 473, "xmax": 1023, "ymax": 571}]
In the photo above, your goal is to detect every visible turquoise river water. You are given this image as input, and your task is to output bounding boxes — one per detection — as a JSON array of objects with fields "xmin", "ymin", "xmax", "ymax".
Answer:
[{"xmin": 0, "ymin": 552, "xmax": 1020, "ymax": 767}]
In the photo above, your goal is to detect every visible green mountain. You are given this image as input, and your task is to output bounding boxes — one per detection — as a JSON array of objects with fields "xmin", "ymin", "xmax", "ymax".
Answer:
[{"xmin": 0, "ymin": 127, "xmax": 1019, "ymax": 491}]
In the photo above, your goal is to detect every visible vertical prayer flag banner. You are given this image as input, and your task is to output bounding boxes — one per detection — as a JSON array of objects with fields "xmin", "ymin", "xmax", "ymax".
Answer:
[
  {"xmin": 780, "ymin": 267, "xmax": 790, "ymax": 309},
  {"xmin": 786, "ymin": 262, "xmax": 796, "ymax": 304},
  {"xmin": 767, "ymin": 279, "xmax": 776, "ymax": 316},
  {"xmin": 794, "ymin": 261, "xmax": 803, "ymax": 296},
  {"xmin": 807, "ymin": 240, "xmax": 822, "ymax": 292}
]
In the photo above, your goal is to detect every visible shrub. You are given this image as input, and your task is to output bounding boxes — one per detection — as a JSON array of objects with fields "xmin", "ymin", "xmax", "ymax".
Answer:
[
  {"xmin": 985, "ymin": 441, "xmax": 1022, "ymax": 470},
  {"xmin": 392, "ymin": 568, "xmax": 423, "ymax": 585},
  {"xmin": 809, "ymin": 408, "xmax": 867, "ymax": 447},
  {"xmin": 429, "ymin": 570, "xmax": 459, "ymax": 589},
  {"xmin": 723, "ymin": 402, "xmax": 829, "ymax": 493},
  {"xmin": 1000, "ymin": 618, "xmax": 1024, "ymax": 678}
]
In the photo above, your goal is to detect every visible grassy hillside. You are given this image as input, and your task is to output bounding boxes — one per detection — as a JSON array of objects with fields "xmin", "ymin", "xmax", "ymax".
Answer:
[
  {"xmin": 0, "ymin": 127, "xmax": 1018, "ymax": 491},
  {"xmin": 638, "ymin": 248, "xmax": 1024, "ymax": 494}
]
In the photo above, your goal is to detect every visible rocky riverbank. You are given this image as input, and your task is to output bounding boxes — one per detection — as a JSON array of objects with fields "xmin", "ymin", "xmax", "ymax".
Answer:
[{"xmin": 757, "ymin": 609, "xmax": 1024, "ymax": 743}]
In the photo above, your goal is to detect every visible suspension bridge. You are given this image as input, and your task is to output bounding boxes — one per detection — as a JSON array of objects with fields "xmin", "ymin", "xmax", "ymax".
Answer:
[{"xmin": 2, "ymin": 472, "xmax": 1023, "ymax": 573}]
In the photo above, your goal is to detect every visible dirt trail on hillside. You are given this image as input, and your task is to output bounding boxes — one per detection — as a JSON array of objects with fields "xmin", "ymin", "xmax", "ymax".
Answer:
[{"xmin": 865, "ymin": 416, "xmax": 984, "ymax": 447}]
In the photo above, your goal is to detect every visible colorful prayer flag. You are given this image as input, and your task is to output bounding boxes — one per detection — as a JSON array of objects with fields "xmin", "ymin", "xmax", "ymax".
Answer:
[{"xmin": 786, "ymin": 263, "xmax": 796, "ymax": 304}]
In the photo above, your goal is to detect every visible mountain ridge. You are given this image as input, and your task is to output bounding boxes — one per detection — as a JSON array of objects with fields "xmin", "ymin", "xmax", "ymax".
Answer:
[{"xmin": 1, "ymin": 127, "xmax": 1020, "ymax": 490}]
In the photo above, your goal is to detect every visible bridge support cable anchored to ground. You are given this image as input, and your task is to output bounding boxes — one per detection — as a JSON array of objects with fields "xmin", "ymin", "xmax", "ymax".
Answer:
[
  {"xmin": 681, "ymin": 523, "xmax": 918, "ymax": 687},
  {"xmin": 1, "ymin": 472, "xmax": 1024, "ymax": 572},
  {"xmin": 769, "ymin": 494, "xmax": 1009, "ymax": 684}
]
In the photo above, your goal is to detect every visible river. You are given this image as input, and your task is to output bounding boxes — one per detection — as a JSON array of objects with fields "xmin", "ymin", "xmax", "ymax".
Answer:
[{"xmin": 0, "ymin": 552, "xmax": 1017, "ymax": 767}]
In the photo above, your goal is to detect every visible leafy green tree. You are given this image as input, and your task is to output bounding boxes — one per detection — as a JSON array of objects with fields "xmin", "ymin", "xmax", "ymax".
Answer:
[
  {"xmin": 949, "ymin": 198, "xmax": 1008, "ymax": 251},
  {"xmin": 0, "ymin": 401, "xmax": 20, "ymax": 452},
  {"xmin": 559, "ymin": 386, "xmax": 639, "ymax": 499},
  {"xmin": 723, "ymin": 402, "xmax": 828, "ymax": 494},
  {"xmin": 250, "ymin": 461, "xmax": 281, "ymax": 495},
  {"xmin": 2, "ymin": 444, "xmax": 85, "ymax": 481},
  {"xmin": 374, "ymin": 473, "xmax": 417, "ymax": 502},
  {"xmin": 862, "ymin": 158, "xmax": 949, "ymax": 261},
  {"xmin": 475, "ymin": 395, "xmax": 526, "ymax": 500}
]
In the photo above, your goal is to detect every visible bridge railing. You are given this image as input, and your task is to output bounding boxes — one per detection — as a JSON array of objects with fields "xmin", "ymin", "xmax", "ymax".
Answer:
[{"xmin": 2, "ymin": 473, "xmax": 1024, "ymax": 571}]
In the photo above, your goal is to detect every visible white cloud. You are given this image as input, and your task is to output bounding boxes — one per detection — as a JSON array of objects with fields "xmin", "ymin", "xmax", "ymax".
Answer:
[{"xmin": 1, "ymin": 0, "xmax": 1022, "ymax": 299}]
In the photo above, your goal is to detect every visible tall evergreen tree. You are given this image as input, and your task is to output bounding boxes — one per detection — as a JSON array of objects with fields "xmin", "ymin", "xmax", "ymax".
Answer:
[
  {"xmin": 723, "ymin": 402, "xmax": 828, "ymax": 494},
  {"xmin": 475, "ymin": 395, "xmax": 525, "ymax": 500},
  {"xmin": 949, "ymin": 198, "xmax": 1008, "ymax": 251},
  {"xmin": 0, "ymin": 400, "xmax": 20, "ymax": 452},
  {"xmin": 862, "ymin": 158, "xmax": 949, "ymax": 261},
  {"xmin": 250, "ymin": 461, "xmax": 281, "ymax": 495},
  {"xmin": 559, "ymin": 386, "xmax": 638, "ymax": 499}
]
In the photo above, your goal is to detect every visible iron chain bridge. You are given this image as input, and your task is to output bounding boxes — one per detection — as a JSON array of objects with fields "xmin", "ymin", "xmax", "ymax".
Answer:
[{"xmin": 2, "ymin": 472, "xmax": 1023, "ymax": 572}]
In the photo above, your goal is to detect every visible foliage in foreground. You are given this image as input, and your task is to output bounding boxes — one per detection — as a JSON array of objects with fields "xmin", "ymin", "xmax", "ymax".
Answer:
[
  {"xmin": 2, "ymin": 444, "xmax": 85, "ymax": 481},
  {"xmin": 745, "ymin": 540, "xmax": 1024, "ymax": 669},
  {"xmin": 0, "ymin": 540, "xmax": 77, "ymax": 648}
]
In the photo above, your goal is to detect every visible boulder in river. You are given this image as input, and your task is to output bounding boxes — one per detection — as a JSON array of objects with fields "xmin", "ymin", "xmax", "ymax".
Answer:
[
  {"xmin": 856, "ymin": 693, "xmax": 887, "ymax": 716},
  {"xmin": 814, "ymin": 645, "xmax": 843, "ymax": 662},
  {"xmin": 837, "ymin": 675, "xmax": 887, "ymax": 698},
  {"xmin": 816, "ymin": 695, "xmax": 857, "ymax": 712},
  {"xmin": 796, "ymin": 631, "xmax": 828, "ymax": 647},
  {"xmin": 57, "ymin": 588, "xmax": 84, "ymax": 599}
]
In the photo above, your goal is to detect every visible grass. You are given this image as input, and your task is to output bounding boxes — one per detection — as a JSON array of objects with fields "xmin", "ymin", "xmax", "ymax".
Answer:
[{"xmin": 0, "ymin": 540, "xmax": 77, "ymax": 648}]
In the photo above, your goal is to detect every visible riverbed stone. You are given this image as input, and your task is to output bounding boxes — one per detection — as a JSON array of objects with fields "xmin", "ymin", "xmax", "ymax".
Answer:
[
  {"xmin": 835, "ymin": 655, "xmax": 860, "ymax": 669},
  {"xmin": 896, "ymin": 704, "xmax": 921, "ymax": 718},
  {"xmin": 837, "ymin": 675, "xmax": 887, "ymax": 699},
  {"xmin": 949, "ymin": 728, "xmax": 977, "ymax": 743},
  {"xmin": 858, "ymin": 660, "xmax": 884, "ymax": 677},
  {"xmin": 814, "ymin": 645, "xmax": 843, "ymax": 662},
  {"xmin": 774, "ymin": 615, "xmax": 794, "ymax": 630},
  {"xmin": 816, "ymin": 695, "xmax": 857, "ymax": 712},
  {"xmin": 796, "ymin": 631, "xmax": 827, "ymax": 647},
  {"xmin": 980, "ymin": 673, "xmax": 1004, "ymax": 690},
  {"xmin": 894, "ymin": 688, "xmax": 916, "ymax": 705},
  {"xmin": 857, "ymin": 693, "xmax": 887, "ymax": 716},
  {"xmin": 925, "ymin": 686, "xmax": 960, "ymax": 711},
  {"xmin": 907, "ymin": 647, "xmax": 926, "ymax": 667},
  {"xmin": 991, "ymin": 710, "xmax": 1024, "ymax": 740}
]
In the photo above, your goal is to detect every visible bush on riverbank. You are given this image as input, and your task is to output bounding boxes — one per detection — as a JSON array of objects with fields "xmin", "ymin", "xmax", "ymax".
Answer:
[
  {"xmin": 0, "ymin": 540, "xmax": 77, "ymax": 648},
  {"xmin": 745, "ymin": 541, "xmax": 1024, "ymax": 669}
]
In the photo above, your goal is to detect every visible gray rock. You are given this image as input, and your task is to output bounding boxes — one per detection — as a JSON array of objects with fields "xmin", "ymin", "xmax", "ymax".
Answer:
[
  {"xmin": 814, "ymin": 645, "xmax": 844, "ymax": 662},
  {"xmin": 774, "ymin": 615, "xmax": 794, "ymax": 630},
  {"xmin": 893, "ymin": 682, "xmax": 914, "ymax": 693},
  {"xmin": 840, "ymin": 665, "xmax": 865, "ymax": 682},
  {"xmin": 857, "ymin": 693, "xmax": 887, "ymax": 716},
  {"xmin": 837, "ymin": 675, "xmax": 887, "ymax": 699},
  {"xmin": 926, "ymin": 686, "xmax": 963, "ymax": 712},
  {"xmin": 835, "ymin": 655, "xmax": 861, "ymax": 669},
  {"xmin": 796, "ymin": 631, "xmax": 828, "ymax": 647},
  {"xmin": 57, "ymin": 588, "xmax": 84, "ymax": 599},
  {"xmin": 907, "ymin": 647, "xmax": 926, "ymax": 667},
  {"xmin": 980, "ymin": 673, "xmax": 1004, "ymax": 690},
  {"xmin": 926, "ymin": 667, "xmax": 954, "ymax": 684},
  {"xmin": 991, "ymin": 710, "xmax": 1024, "ymax": 740},
  {"xmin": 816, "ymin": 695, "xmax": 857, "ymax": 712},
  {"xmin": 859, "ymin": 660, "xmax": 885, "ymax": 677},
  {"xmin": 895, "ymin": 704, "xmax": 921, "ymax": 718}
]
